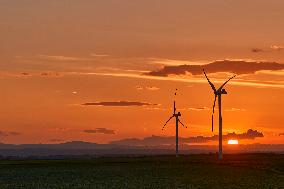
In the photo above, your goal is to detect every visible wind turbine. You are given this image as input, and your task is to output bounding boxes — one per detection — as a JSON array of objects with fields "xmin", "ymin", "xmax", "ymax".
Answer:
[
  {"xmin": 203, "ymin": 69, "xmax": 236, "ymax": 160},
  {"xmin": 162, "ymin": 89, "xmax": 187, "ymax": 157}
]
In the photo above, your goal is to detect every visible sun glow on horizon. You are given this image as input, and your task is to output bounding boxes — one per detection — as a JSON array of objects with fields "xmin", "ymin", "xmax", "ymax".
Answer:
[{"xmin": 228, "ymin": 140, "xmax": 239, "ymax": 145}]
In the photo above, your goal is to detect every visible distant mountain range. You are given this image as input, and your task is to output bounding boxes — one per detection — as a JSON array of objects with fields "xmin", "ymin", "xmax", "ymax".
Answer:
[{"xmin": 0, "ymin": 141, "xmax": 283, "ymax": 158}]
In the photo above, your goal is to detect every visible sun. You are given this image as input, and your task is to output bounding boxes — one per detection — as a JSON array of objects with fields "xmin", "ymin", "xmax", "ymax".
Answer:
[{"xmin": 228, "ymin": 139, "xmax": 239, "ymax": 145}]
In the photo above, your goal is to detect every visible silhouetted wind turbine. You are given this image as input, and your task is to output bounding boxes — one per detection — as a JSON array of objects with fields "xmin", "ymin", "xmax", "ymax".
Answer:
[
  {"xmin": 203, "ymin": 69, "xmax": 236, "ymax": 160},
  {"xmin": 162, "ymin": 89, "xmax": 187, "ymax": 157}
]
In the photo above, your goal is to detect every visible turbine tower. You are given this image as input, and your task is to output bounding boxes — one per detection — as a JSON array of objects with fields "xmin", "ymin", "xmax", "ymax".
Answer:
[
  {"xmin": 203, "ymin": 69, "xmax": 236, "ymax": 160},
  {"xmin": 162, "ymin": 89, "xmax": 187, "ymax": 157}
]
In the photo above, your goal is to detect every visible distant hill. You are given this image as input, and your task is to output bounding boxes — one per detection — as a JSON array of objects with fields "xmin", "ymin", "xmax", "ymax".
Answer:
[{"xmin": 0, "ymin": 141, "xmax": 283, "ymax": 158}]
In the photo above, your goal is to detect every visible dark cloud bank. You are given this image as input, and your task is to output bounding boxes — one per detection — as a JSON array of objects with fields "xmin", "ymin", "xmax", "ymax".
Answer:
[
  {"xmin": 82, "ymin": 101, "xmax": 158, "ymax": 107},
  {"xmin": 111, "ymin": 129, "xmax": 263, "ymax": 146},
  {"xmin": 0, "ymin": 130, "xmax": 283, "ymax": 157},
  {"xmin": 146, "ymin": 60, "xmax": 284, "ymax": 77}
]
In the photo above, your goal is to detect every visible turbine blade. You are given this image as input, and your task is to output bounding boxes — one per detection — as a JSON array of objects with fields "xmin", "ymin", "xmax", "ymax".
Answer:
[
  {"xmin": 213, "ymin": 95, "xmax": 217, "ymax": 114},
  {"xmin": 162, "ymin": 116, "xmax": 174, "ymax": 130},
  {"xmin": 178, "ymin": 120, "xmax": 187, "ymax": 128},
  {"xmin": 218, "ymin": 75, "xmax": 236, "ymax": 90},
  {"xmin": 212, "ymin": 95, "xmax": 217, "ymax": 132},
  {"xmin": 203, "ymin": 69, "xmax": 217, "ymax": 92},
  {"xmin": 212, "ymin": 114, "xmax": 214, "ymax": 132}
]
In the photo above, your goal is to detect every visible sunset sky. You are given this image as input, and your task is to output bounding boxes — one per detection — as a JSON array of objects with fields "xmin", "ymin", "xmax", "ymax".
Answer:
[{"xmin": 0, "ymin": 0, "xmax": 283, "ymax": 145}]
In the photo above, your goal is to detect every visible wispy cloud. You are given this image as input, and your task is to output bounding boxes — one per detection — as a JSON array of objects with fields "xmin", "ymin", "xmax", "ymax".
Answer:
[
  {"xmin": 41, "ymin": 72, "xmax": 61, "ymax": 77},
  {"xmin": 36, "ymin": 55, "xmax": 91, "ymax": 61},
  {"xmin": 50, "ymin": 127, "xmax": 71, "ymax": 132},
  {"xmin": 83, "ymin": 128, "xmax": 115, "ymax": 135},
  {"xmin": 82, "ymin": 72, "xmax": 284, "ymax": 89},
  {"xmin": 187, "ymin": 107, "xmax": 210, "ymax": 111},
  {"xmin": 0, "ymin": 131, "xmax": 21, "ymax": 137},
  {"xmin": 146, "ymin": 86, "xmax": 160, "ymax": 91},
  {"xmin": 270, "ymin": 45, "xmax": 283, "ymax": 51},
  {"xmin": 3, "ymin": 59, "xmax": 284, "ymax": 89},
  {"xmin": 225, "ymin": 108, "xmax": 246, "ymax": 112},
  {"xmin": 21, "ymin": 72, "xmax": 30, "ymax": 76},
  {"xmin": 135, "ymin": 86, "xmax": 144, "ymax": 90},
  {"xmin": 90, "ymin": 53, "xmax": 110, "ymax": 57},
  {"xmin": 111, "ymin": 129, "xmax": 264, "ymax": 146},
  {"xmin": 82, "ymin": 101, "xmax": 158, "ymax": 107},
  {"xmin": 251, "ymin": 45, "xmax": 283, "ymax": 53},
  {"xmin": 0, "ymin": 71, "xmax": 63, "ymax": 78},
  {"xmin": 251, "ymin": 48, "xmax": 267, "ymax": 53},
  {"xmin": 135, "ymin": 86, "xmax": 160, "ymax": 91}
]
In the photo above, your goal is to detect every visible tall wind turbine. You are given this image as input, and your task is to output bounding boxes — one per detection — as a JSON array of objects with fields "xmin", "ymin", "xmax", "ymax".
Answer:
[
  {"xmin": 162, "ymin": 89, "xmax": 187, "ymax": 157},
  {"xmin": 203, "ymin": 69, "xmax": 236, "ymax": 160}
]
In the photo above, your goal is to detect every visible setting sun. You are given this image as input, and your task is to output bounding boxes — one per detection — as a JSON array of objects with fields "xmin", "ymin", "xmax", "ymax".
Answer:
[{"xmin": 228, "ymin": 140, "xmax": 239, "ymax": 145}]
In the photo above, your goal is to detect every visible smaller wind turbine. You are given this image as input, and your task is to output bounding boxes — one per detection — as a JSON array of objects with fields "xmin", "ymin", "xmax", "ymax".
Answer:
[
  {"xmin": 162, "ymin": 89, "xmax": 187, "ymax": 157},
  {"xmin": 203, "ymin": 69, "xmax": 236, "ymax": 160}
]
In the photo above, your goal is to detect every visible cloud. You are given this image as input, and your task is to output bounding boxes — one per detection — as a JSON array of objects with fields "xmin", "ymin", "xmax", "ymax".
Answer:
[
  {"xmin": 50, "ymin": 127, "xmax": 71, "ymax": 132},
  {"xmin": 82, "ymin": 101, "xmax": 158, "ymax": 107},
  {"xmin": 36, "ymin": 53, "xmax": 110, "ymax": 62},
  {"xmin": 251, "ymin": 45, "xmax": 283, "ymax": 53},
  {"xmin": 21, "ymin": 72, "xmax": 30, "ymax": 76},
  {"xmin": 8, "ymin": 132, "xmax": 21, "ymax": 136},
  {"xmin": 146, "ymin": 60, "xmax": 284, "ymax": 76},
  {"xmin": 270, "ymin": 45, "xmax": 283, "ymax": 51},
  {"xmin": 0, "ymin": 131, "xmax": 21, "ymax": 137},
  {"xmin": 79, "ymin": 71, "xmax": 284, "ymax": 89},
  {"xmin": 146, "ymin": 86, "xmax": 160, "ymax": 91},
  {"xmin": 187, "ymin": 107, "xmax": 210, "ymax": 111},
  {"xmin": 225, "ymin": 129, "xmax": 263, "ymax": 140},
  {"xmin": 41, "ymin": 72, "xmax": 61, "ymax": 77},
  {"xmin": 90, "ymin": 53, "xmax": 110, "ymax": 57},
  {"xmin": 0, "ymin": 71, "xmax": 63, "ymax": 78},
  {"xmin": 251, "ymin": 48, "xmax": 266, "ymax": 53},
  {"xmin": 83, "ymin": 128, "xmax": 115, "ymax": 135},
  {"xmin": 111, "ymin": 129, "xmax": 263, "ymax": 146},
  {"xmin": 37, "ymin": 55, "xmax": 91, "ymax": 61},
  {"xmin": 136, "ymin": 86, "xmax": 160, "ymax": 91},
  {"xmin": 225, "ymin": 108, "xmax": 246, "ymax": 112},
  {"xmin": 135, "ymin": 86, "xmax": 144, "ymax": 90}
]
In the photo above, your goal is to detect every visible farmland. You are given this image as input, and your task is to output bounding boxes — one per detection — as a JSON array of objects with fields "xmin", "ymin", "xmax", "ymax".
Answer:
[{"xmin": 0, "ymin": 154, "xmax": 283, "ymax": 189}]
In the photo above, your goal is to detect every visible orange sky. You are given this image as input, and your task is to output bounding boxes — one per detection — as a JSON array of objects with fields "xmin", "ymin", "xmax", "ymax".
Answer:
[{"xmin": 0, "ymin": 0, "xmax": 283, "ymax": 144}]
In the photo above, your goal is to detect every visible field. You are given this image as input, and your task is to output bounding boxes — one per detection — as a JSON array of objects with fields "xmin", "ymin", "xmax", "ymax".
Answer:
[{"xmin": 0, "ymin": 154, "xmax": 283, "ymax": 189}]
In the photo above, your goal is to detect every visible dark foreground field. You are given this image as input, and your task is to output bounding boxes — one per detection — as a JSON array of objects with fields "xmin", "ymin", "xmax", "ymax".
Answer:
[{"xmin": 0, "ymin": 154, "xmax": 283, "ymax": 189}]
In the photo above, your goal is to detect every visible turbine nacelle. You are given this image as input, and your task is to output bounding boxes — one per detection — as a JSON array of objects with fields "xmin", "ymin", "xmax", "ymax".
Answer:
[
  {"xmin": 221, "ymin": 89, "xmax": 227, "ymax": 94},
  {"xmin": 174, "ymin": 112, "xmax": 181, "ymax": 117},
  {"xmin": 216, "ymin": 88, "xmax": 228, "ymax": 95}
]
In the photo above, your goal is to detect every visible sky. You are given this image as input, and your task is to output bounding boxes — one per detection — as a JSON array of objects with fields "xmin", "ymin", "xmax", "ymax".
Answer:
[{"xmin": 0, "ymin": 0, "xmax": 283, "ymax": 145}]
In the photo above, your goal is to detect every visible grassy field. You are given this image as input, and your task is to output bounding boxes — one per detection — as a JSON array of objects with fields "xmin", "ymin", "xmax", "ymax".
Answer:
[{"xmin": 0, "ymin": 154, "xmax": 283, "ymax": 189}]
